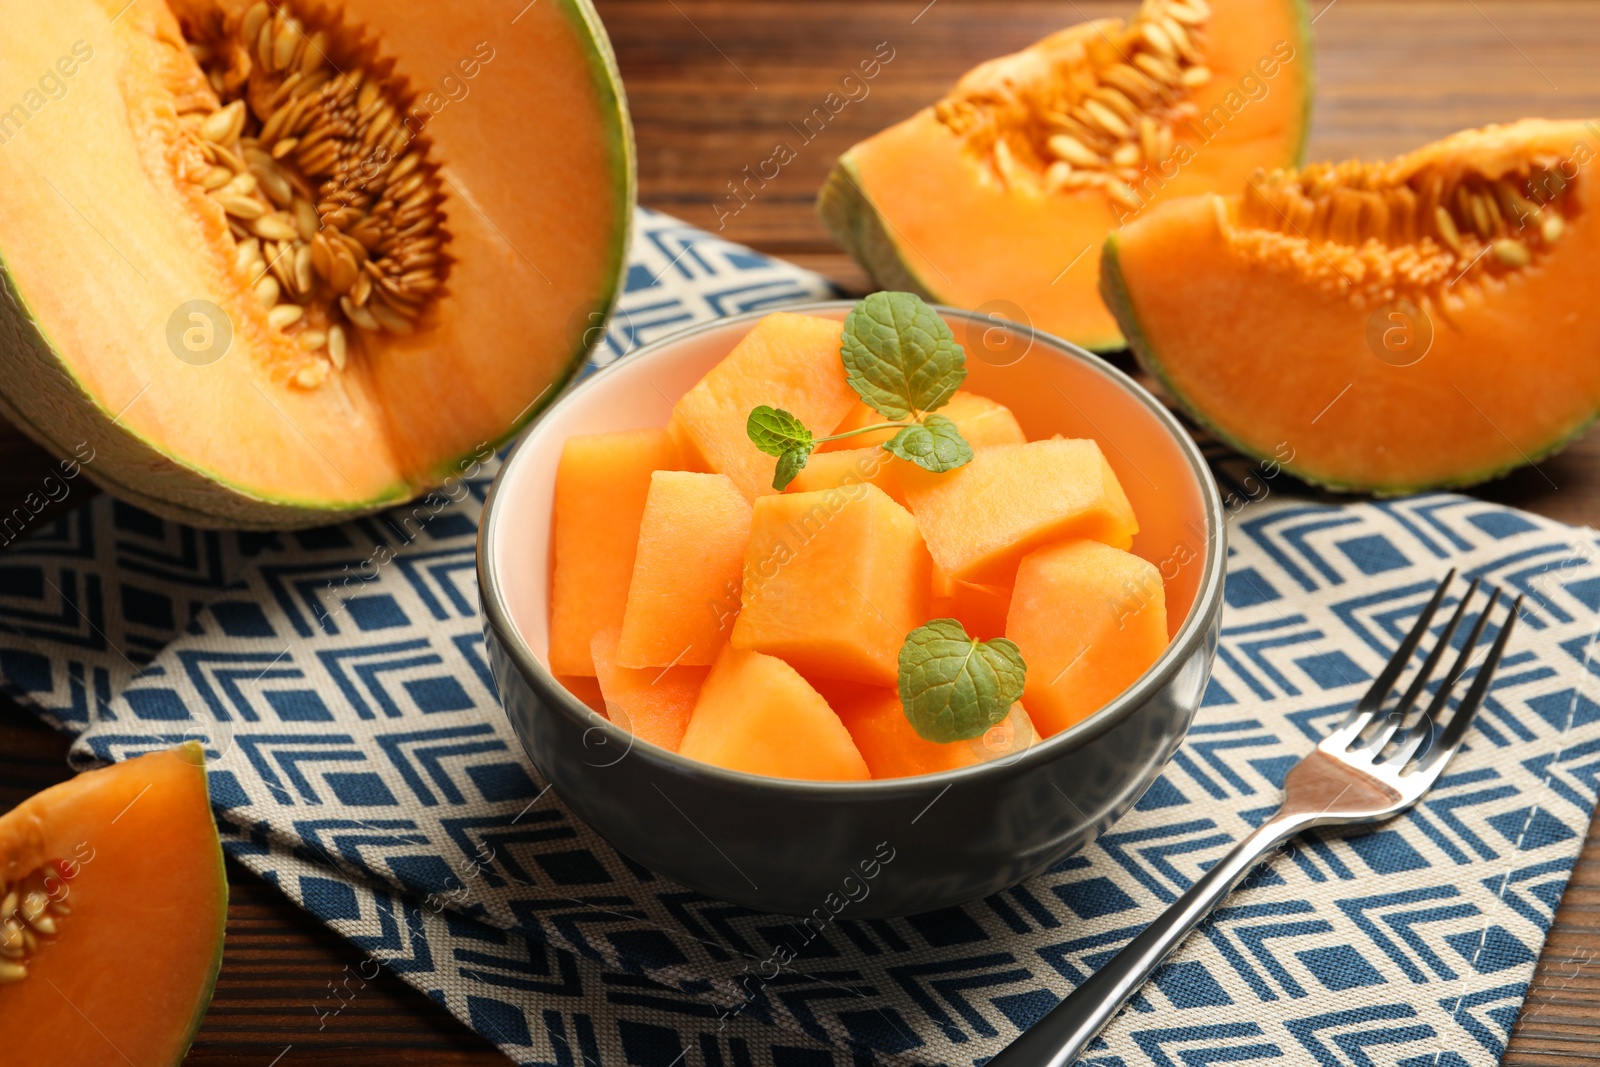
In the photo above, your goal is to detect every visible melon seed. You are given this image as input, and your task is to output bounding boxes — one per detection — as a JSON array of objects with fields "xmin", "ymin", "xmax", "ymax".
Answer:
[
  {"xmin": 0, "ymin": 960, "xmax": 25, "ymax": 984},
  {"xmin": 268, "ymin": 304, "xmax": 304, "ymax": 329},
  {"xmin": 1492, "ymin": 237, "xmax": 1531, "ymax": 266},
  {"xmin": 1434, "ymin": 206, "xmax": 1464, "ymax": 254},
  {"xmin": 1049, "ymin": 134, "xmax": 1102, "ymax": 168}
]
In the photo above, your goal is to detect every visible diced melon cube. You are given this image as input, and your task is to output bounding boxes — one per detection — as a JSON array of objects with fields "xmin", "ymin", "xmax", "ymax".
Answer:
[
  {"xmin": 819, "ymin": 390, "xmax": 1028, "ymax": 452},
  {"xmin": 591, "ymin": 628, "xmax": 707, "ymax": 751},
  {"xmin": 616, "ymin": 471, "xmax": 752, "ymax": 668},
  {"xmin": 930, "ymin": 567, "xmax": 1012, "ymax": 640},
  {"xmin": 670, "ymin": 312, "xmax": 859, "ymax": 500},
  {"xmin": 1005, "ymin": 539, "xmax": 1169, "ymax": 737},
  {"xmin": 785, "ymin": 446, "xmax": 905, "ymax": 505},
  {"xmin": 549, "ymin": 428, "xmax": 682, "ymax": 676},
  {"xmin": 830, "ymin": 686, "xmax": 1039, "ymax": 779},
  {"xmin": 679, "ymin": 645, "xmax": 870, "ymax": 780},
  {"xmin": 732, "ymin": 483, "xmax": 930, "ymax": 686},
  {"xmin": 904, "ymin": 439, "xmax": 1138, "ymax": 585}
]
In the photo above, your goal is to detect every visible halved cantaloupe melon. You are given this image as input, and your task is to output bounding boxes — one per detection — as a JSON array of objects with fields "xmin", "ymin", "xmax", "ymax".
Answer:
[
  {"xmin": 1104, "ymin": 119, "xmax": 1600, "ymax": 491},
  {"xmin": 616, "ymin": 471, "xmax": 752, "ymax": 668},
  {"xmin": 0, "ymin": 743, "xmax": 226, "ymax": 1066},
  {"xmin": 1007, "ymin": 539, "xmax": 1169, "ymax": 736},
  {"xmin": 831, "ymin": 686, "xmax": 1039, "ymax": 779},
  {"xmin": 732, "ymin": 483, "xmax": 931, "ymax": 686},
  {"xmin": 549, "ymin": 428, "xmax": 680, "ymax": 677},
  {"xmin": 591, "ymin": 628, "xmax": 706, "ymax": 751},
  {"xmin": 679, "ymin": 645, "xmax": 870, "ymax": 780},
  {"xmin": 670, "ymin": 312, "xmax": 859, "ymax": 500},
  {"xmin": 0, "ymin": 0, "xmax": 632, "ymax": 527},
  {"xmin": 903, "ymin": 438, "xmax": 1138, "ymax": 585},
  {"xmin": 819, "ymin": 0, "xmax": 1311, "ymax": 350}
]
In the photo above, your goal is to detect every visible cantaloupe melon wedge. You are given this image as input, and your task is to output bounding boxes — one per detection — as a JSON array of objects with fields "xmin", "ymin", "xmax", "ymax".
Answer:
[
  {"xmin": 0, "ymin": 0, "xmax": 633, "ymax": 527},
  {"xmin": 930, "ymin": 568, "xmax": 1013, "ymax": 640},
  {"xmin": 904, "ymin": 438, "xmax": 1138, "ymax": 585},
  {"xmin": 819, "ymin": 390, "xmax": 1027, "ymax": 452},
  {"xmin": 1103, "ymin": 119, "xmax": 1600, "ymax": 492},
  {"xmin": 549, "ymin": 428, "xmax": 681, "ymax": 677},
  {"xmin": 591, "ymin": 628, "xmax": 706, "ymax": 751},
  {"xmin": 670, "ymin": 312, "xmax": 859, "ymax": 500},
  {"xmin": 733, "ymin": 483, "xmax": 930, "ymax": 686},
  {"xmin": 831, "ymin": 686, "xmax": 1039, "ymax": 779},
  {"xmin": 617, "ymin": 471, "xmax": 752, "ymax": 668},
  {"xmin": 1006, "ymin": 539, "xmax": 1169, "ymax": 736},
  {"xmin": 785, "ymin": 446, "xmax": 906, "ymax": 505},
  {"xmin": 679, "ymin": 646, "xmax": 870, "ymax": 780}
]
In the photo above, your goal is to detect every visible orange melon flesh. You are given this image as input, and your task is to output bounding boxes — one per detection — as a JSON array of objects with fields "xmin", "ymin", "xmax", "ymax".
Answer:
[
  {"xmin": 820, "ymin": 0, "xmax": 1311, "ymax": 350},
  {"xmin": 0, "ymin": 0, "xmax": 630, "ymax": 527},
  {"xmin": 732, "ymin": 484, "xmax": 931, "ymax": 686},
  {"xmin": 0, "ymin": 743, "xmax": 225, "ymax": 1067},
  {"xmin": 904, "ymin": 439, "xmax": 1138, "ymax": 585},
  {"xmin": 831, "ymin": 687, "xmax": 1039, "ymax": 779},
  {"xmin": 930, "ymin": 568, "xmax": 1013, "ymax": 640},
  {"xmin": 670, "ymin": 312, "xmax": 859, "ymax": 500},
  {"xmin": 1104, "ymin": 119, "xmax": 1600, "ymax": 492},
  {"xmin": 679, "ymin": 646, "xmax": 871, "ymax": 780},
  {"xmin": 1007, "ymin": 539, "xmax": 1169, "ymax": 736},
  {"xmin": 556, "ymin": 674, "xmax": 608, "ymax": 716},
  {"xmin": 819, "ymin": 390, "xmax": 1027, "ymax": 452},
  {"xmin": 548, "ymin": 428, "xmax": 681, "ymax": 677},
  {"xmin": 590, "ymin": 628, "xmax": 706, "ymax": 751},
  {"xmin": 617, "ymin": 471, "xmax": 753, "ymax": 668},
  {"xmin": 786, "ymin": 446, "xmax": 906, "ymax": 505}
]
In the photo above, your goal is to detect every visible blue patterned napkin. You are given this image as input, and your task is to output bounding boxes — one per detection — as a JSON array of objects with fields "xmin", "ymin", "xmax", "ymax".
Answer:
[{"xmin": 3, "ymin": 207, "xmax": 1599, "ymax": 1067}]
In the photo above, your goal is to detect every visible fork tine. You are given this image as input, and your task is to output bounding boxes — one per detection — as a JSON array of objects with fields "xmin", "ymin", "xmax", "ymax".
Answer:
[
  {"xmin": 1409, "ymin": 592, "xmax": 1522, "ymax": 775},
  {"xmin": 1355, "ymin": 577, "xmax": 1481, "ymax": 752},
  {"xmin": 1330, "ymin": 571, "xmax": 1455, "ymax": 742}
]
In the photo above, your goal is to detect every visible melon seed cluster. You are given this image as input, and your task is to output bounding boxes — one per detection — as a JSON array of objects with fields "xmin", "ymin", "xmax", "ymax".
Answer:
[
  {"xmin": 0, "ymin": 867, "xmax": 68, "ymax": 984},
  {"xmin": 180, "ymin": 1, "xmax": 447, "ymax": 388},
  {"xmin": 935, "ymin": 0, "xmax": 1213, "ymax": 207},
  {"xmin": 1231, "ymin": 156, "xmax": 1576, "ymax": 302}
]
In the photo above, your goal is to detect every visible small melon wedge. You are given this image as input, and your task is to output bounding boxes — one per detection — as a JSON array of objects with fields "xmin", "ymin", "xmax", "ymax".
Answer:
[
  {"xmin": 819, "ymin": 390, "xmax": 1029, "ymax": 452},
  {"xmin": 591, "ymin": 629, "xmax": 707, "ymax": 751},
  {"xmin": 904, "ymin": 439, "xmax": 1138, "ymax": 585},
  {"xmin": 733, "ymin": 483, "xmax": 931, "ymax": 686},
  {"xmin": 549, "ymin": 428, "xmax": 682, "ymax": 676},
  {"xmin": 930, "ymin": 568, "xmax": 1013, "ymax": 640},
  {"xmin": 670, "ymin": 312, "xmax": 860, "ymax": 499},
  {"xmin": 831, "ymin": 686, "xmax": 1040, "ymax": 779},
  {"xmin": 617, "ymin": 471, "xmax": 752, "ymax": 668},
  {"xmin": 1006, "ymin": 539, "xmax": 1169, "ymax": 736},
  {"xmin": 786, "ymin": 446, "xmax": 906, "ymax": 505},
  {"xmin": 679, "ymin": 646, "xmax": 871, "ymax": 780}
]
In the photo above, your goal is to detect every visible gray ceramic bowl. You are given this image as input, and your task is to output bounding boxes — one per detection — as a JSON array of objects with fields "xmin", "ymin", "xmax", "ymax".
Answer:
[{"xmin": 477, "ymin": 302, "xmax": 1225, "ymax": 918}]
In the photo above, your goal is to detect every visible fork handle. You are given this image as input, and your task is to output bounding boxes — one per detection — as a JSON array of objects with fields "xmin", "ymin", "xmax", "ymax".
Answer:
[{"xmin": 987, "ymin": 812, "xmax": 1312, "ymax": 1067}]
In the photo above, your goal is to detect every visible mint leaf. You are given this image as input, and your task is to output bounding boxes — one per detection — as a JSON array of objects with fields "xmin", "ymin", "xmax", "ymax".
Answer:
[
  {"xmin": 898, "ymin": 619, "xmax": 1027, "ymax": 743},
  {"xmin": 772, "ymin": 446, "xmax": 811, "ymax": 490},
  {"xmin": 884, "ymin": 413, "xmax": 973, "ymax": 473},
  {"xmin": 747, "ymin": 405, "xmax": 813, "ymax": 457},
  {"xmin": 841, "ymin": 292, "xmax": 966, "ymax": 420}
]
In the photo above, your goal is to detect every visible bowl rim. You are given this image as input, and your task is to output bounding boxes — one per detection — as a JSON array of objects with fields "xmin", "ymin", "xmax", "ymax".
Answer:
[{"xmin": 477, "ymin": 299, "xmax": 1226, "ymax": 797}]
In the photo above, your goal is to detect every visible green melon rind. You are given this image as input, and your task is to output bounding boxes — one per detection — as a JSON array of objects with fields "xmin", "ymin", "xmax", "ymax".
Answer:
[
  {"xmin": 0, "ymin": 0, "xmax": 635, "ymax": 531},
  {"xmin": 1099, "ymin": 232, "xmax": 1596, "ymax": 495},
  {"xmin": 176, "ymin": 740, "xmax": 229, "ymax": 1067}
]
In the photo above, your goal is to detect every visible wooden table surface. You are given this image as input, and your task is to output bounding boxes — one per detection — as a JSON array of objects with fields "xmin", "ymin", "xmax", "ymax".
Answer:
[{"xmin": 4, "ymin": 1, "xmax": 1600, "ymax": 1062}]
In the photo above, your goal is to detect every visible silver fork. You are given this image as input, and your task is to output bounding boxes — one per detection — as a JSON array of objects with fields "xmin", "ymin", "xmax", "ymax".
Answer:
[{"xmin": 989, "ymin": 571, "xmax": 1522, "ymax": 1067}]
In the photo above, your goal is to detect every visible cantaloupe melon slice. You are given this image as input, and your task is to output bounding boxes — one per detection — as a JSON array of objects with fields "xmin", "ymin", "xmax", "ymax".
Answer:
[
  {"xmin": 0, "ymin": 743, "xmax": 226, "ymax": 1067},
  {"xmin": 819, "ymin": 390, "xmax": 1027, "ymax": 452},
  {"xmin": 1006, "ymin": 539, "xmax": 1169, "ymax": 736},
  {"xmin": 679, "ymin": 646, "xmax": 870, "ymax": 780},
  {"xmin": 930, "ymin": 567, "xmax": 1013, "ymax": 640},
  {"xmin": 617, "ymin": 471, "xmax": 752, "ymax": 668},
  {"xmin": 904, "ymin": 438, "xmax": 1137, "ymax": 585},
  {"xmin": 785, "ymin": 446, "xmax": 906, "ymax": 505},
  {"xmin": 819, "ymin": 0, "xmax": 1311, "ymax": 350},
  {"xmin": 1103, "ymin": 118, "xmax": 1600, "ymax": 492},
  {"xmin": 549, "ymin": 428, "xmax": 681, "ymax": 677},
  {"xmin": 669, "ymin": 312, "xmax": 859, "ymax": 500},
  {"xmin": 591, "ymin": 628, "xmax": 706, "ymax": 751},
  {"xmin": 0, "ymin": 0, "xmax": 633, "ymax": 527},
  {"xmin": 831, "ymin": 686, "xmax": 1039, "ymax": 779},
  {"xmin": 732, "ymin": 483, "xmax": 930, "ymax": 686}
]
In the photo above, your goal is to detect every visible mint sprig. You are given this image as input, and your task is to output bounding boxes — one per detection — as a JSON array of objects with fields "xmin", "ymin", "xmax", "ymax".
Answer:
[
  {"xmin": 898, "ymin": 619, "xmax": 1027, "ymax": 743},
  {"xmin": 745, "ymin": 293, "xmax": 977, "ymax": 489}
]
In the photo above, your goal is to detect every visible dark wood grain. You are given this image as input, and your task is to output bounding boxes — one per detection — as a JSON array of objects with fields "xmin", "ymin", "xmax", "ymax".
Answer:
[{"xmin": 3, "ymin": 1, "xmax": 1600, "ymax": 1063}]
